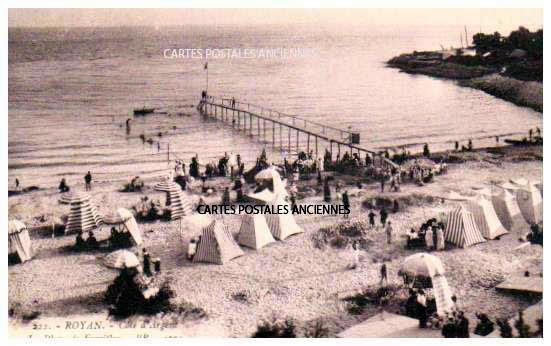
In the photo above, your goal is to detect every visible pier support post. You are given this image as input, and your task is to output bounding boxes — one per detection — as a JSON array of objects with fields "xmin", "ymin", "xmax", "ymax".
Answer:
[
  {"xmin": 250, "ymin": 114, "xmax": 253, "ymax": 135},
  {"xmin": 296, "ymin": 130, "xmax": 299, "ymax": 154},
  {"xmin": 315, "ymin": 136, "xmax": 318, "ymax": 157},
  {"xmin": 288, "ymin": 128, "xmax": 291, "ymax": 153},
  {"xmin": 307, "ymin": 133, "xmax": 310, "ymax": 154},
  {"xmin": 272, "ymin": 125, "xmax": 275, "ymax": 147}
]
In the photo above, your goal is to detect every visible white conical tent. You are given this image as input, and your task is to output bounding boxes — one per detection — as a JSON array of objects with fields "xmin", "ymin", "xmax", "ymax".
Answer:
[
  {"xmin": 238, "ymin": 214, "xmax": 276, "ymax": 249},
  {"xmin": 515, "ymin": 182, "xmax": 543, "ymax": 225},
  {"xmin": 8, "ymin": 220, "xmax": 32, "ymax": 263},
  {"xmin": 492, "ymin": 188, "xmax": 529, "ymax": 232},
  {"xmin": 465, "ymin": 195, "xmax": 508, "ymax": 239},
  {"xmin": 104, "ymin": 208, "xmax": 143, "ymax": 246},
  {"xmin": 265, "ymin": 194, "xmax": 303, "ymax": 240},
  {"xmin": 444, "ymin": 206, "xmax": 486, "ymax": 248},
  {"xmin": 65, "ymin": 193, "xmax": 102, "ymax": 234},
  {"xmin": 193, "ymin": 220, "xmax": 244, "ymax": 265},
  {"xmin": 156, "ymin": 181, "xmax": 193, "ymax": 220},
  {"xmin": 104, "ymin": 250, "xmax": 140, "ymax": 269}
]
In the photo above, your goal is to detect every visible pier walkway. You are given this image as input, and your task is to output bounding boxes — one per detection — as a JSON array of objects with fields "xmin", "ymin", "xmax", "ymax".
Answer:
[{"xmin": 200, "ymin": 96, "xmax": 397, "ymax": 169}]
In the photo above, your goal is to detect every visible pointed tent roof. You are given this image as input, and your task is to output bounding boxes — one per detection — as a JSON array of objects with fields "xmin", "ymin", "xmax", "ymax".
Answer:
[
  {"xmin": 193, "ymin": 220, "xmax": 244, "ymax": 265},
  {"xmin": 104, "ymin": 250, "xmax": 140, "ymax": 269},
  {"xmin": 65, "ymin": 193, "xmax": 102, "ymax": 234},
  {"xmin": 157, "ymin": 181, "xmax": 193, "ymax": 220},
  {"xmin": 238, "ymin": 214, "xmax": 276, "ymax": 249},
  {"xmin": 247, "ymin": 188, "xmax": 276, "ymax": 204},
  {"xmin": 515, "ymin": 182, "xmax": 542, "ymax": 225},
  {"xmin": 8, "ymin": 220, "xmax": 32, "ymax": 263},
  {"xmin": 465, "ymin": 195, "xmax": 508, "ymax": 239},
  {"xmin": 59, "ymin": 191, "xmax": 78, "ymax": 204},
  {"xmin": 265, "ymin": 194, "xmax": 303, "ymax": 240},
  {"xmin": 491, "ymin": 188, "xmax": 529, "ymax": 231},
  {"xmin": 444, "ymin": 206, "xmax": 486, "ymax": 248}
]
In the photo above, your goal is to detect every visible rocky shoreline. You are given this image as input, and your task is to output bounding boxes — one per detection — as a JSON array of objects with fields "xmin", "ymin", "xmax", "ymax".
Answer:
[{"xmin": 387, "ymin": 52, "xmax": 543, "ymax": 113}]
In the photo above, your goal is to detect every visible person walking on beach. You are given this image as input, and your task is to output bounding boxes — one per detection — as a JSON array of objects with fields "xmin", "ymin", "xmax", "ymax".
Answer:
[
  {"xmin": 15, "ymin": 178, "xmax": 20, "ymax": 190},
  {"xmin": 436, "ymin": 226, "xmax": 445, "ymax": 251},
  {"xmin": 84, "ymin": 171, "xmax": 92, "ymax": 191},
  {"xmin": 143, "ymin": 248, "xmax": 152, "ymax": 277},
  {"xmin": 380, "ymin": 175, "xmax": 385, "ymax": 192},
  {"xmin": 349, "ymin": 240, "xmax": 360, "ymax": 270},
  {"xmin": 231, "ymin": 97, "xmax": 236, "ymax": 109},
  {"xmin": 368, "ymin": 210, "xmax": 376, "ymax": 229},
  {"xmin": 385, "ymin": 221, "xmax": 393, "ymax": 244}
]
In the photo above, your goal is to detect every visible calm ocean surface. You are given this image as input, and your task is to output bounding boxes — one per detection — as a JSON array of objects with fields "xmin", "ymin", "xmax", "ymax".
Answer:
[{"xmin": 8, "ymin": 24, "xmax": 542, "ymax": 187}]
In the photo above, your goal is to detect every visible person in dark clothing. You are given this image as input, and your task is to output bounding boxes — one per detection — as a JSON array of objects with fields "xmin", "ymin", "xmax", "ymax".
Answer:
[
  {"xmin": 323, "ymin": 179, "xmax": 331, "ymax": 203},
  {"xmin": 75, "ymin": 232, "xmax": 86, "ymax": 251},
  {"xmin": 15, "ymin": 178, "xmax": 19, "ymax": 189},
  {"xmin": 380, "ymin": 208, "xmax": 388, "ymax": 227},
  {"xmin": 341, "ymin": 191, "xmax": 350, "ymax": 218},
  {"xmin": 380, "ymin": 262, "xmax": 388, "ymax": 286},
  {"xmin": 458, "ymin": 312, "xmax": 470, "ymax": 337},
  {"xmin": 368, "ymin": 210, "xmax": 376, "ymax": 229},
  {"xmin": 442, "ymin": 317, "xmax": 457, "ymax": 338},
  {"xmin": 86, "ymin": 231, "xmax": 99, "ymax": 250},
  {"xmin": 59, "ymin": 178, "xmax": 70, "ymax": 193},
  {"xmin": 84, "ymin": 171, "xmax": 92, "ymax": 191},
  {"xmin": 392, "ymin": 200, "xmax": 399, "ymax": 213},
  {"xmin": 405, "ymin": 289, "xmax": 418, "ymax": 318},
  {"xmin": 380, "ymin": 175, "xmax": 385, "ymax": 192},
  {"xmin": 143, "ymin": 248, "xmax": 152, "ymax": 277}
]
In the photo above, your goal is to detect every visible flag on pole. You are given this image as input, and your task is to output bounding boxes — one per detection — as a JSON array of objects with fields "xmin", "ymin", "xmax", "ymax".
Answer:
[{"xmin": 204, "ymin": 62, "xmax": 208, "ymax": 70}]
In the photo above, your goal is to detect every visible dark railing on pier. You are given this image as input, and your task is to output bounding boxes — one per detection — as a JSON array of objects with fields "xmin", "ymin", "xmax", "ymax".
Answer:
[{"xmin": 200, "ymin": 96, "xmax": 398, "ymax": 169}]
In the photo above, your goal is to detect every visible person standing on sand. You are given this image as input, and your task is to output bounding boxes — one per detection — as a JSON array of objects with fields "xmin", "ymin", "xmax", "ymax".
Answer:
[
  {"xmin": 380, "ymin": 175, "xmax": 385, "ymax": 192},
  {"xmin": 349, "ymin": 240, "xmax": 360, "ymax": 270},
  {"xmin": 84, "ymin": 171, "xmax": 92, "ymax": 191},
  {"xmin": 368, "ymin": 210, "xmax": 376, "ymax": 229},
  {"xmin": 425, "ymin": 226, "xmax": 434, "ymax": 251},
  {"xmin": 323, "ymin": 179, "xmax": 331, "ymax": 203},
  {"xmin": 143, "ymin": 248, "xmax": 152, "ymax": 277},
  {"xmin": 385, "ymin": 221, "xmax": 393, "ymax": 244},
  {"xmin": 380, "ymin": 207, "xmax": 388, "ymax": 228},
  {"xmin": 380, "ymin": 262, "xmax": 388, "ymax": 287},
  {"xmin": 342, "ymin": 190, "xmax": 350, "ymax": 218},
  {"xmin": 15, "ymin": 178, "xmax": 20, "ymax": 190},
  {"xmin": 436, "ymin": 226, "xmax": 445, "ymax": 251}
]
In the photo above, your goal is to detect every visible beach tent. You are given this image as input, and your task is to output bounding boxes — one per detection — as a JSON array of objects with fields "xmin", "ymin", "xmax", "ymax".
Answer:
[
  {"xmin": 237, "ymin": 214, "xmax": 276, "ymax": 249},
  {"xmin": 156, "ymin": 181, "xmax": 193, "ymax": 220},
  {"xmin": 103, "ymin": 208, "xmax": 143, "ymax": 246},
  {"xmin": 8, "ymin": 220, "xmax": 32, "ymax": 263},
  {"xmin": 104, "ymin": 249, "xmax": 140, "ymax": 269},
  {"xmin": 515, "ymin": 182, "xmax": 543, "ymax": 225},
  {"xmin": 193, "ymin": 220, "xmax": 244, "ymax": 265},
  {"xmin": 255, "ymin": 166, "xmax": 286, "ymax": 195},
  {"xmin": 492, "ymin": 188, "xmax": 529, "ymax": 232},
  {"xmin": 444, "ymin": 206, "xmax": 486, "ymax": 248},
  {"xmin": 265, "ymin": 194, "xmax": 303, "ymax": 240},
  {"xmin": 65, "ymin": 193, "xmax": 103, "ymax": 234},
  {"xmin": 59, "ymin": 191, "xmax": 77, "ymax": 204},
  {"xmin": 154, "ymin": 178, "xmax": 176, "ymax": 192},
  {"xmin": 465, "ymin": 195, "xmax": 508, "ymax": 239}
]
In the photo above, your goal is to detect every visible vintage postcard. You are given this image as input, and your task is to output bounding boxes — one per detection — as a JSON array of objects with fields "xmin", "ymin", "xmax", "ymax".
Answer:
[{"xmin": 6, "ymin": 4, "xmax": 544, "ymax": 339}]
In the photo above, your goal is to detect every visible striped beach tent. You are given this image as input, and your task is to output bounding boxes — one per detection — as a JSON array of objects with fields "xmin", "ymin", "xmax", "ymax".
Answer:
[
  {"xmin": 59, "ymin": 191, "xmax": 77, "ymax": 204},
  {"xmin": 265, "ymin": 194, "xmax": 303, "ymax": 240},
  {"xmin": 193, "ymin": 220, "xmax": 244, "ymax": 265},
  {"xmin": 103, "ymin": 208, "xmax": 143, "ymax": 246},
  {"xmin": 8, "ymin": 220, "xmax": 32, "ymax": 263},
  {"xmin": 65, "ymin": 193, "xmax": 102, "ymax": 234},
  {"xmin": 515, "ymin": 182, "xmax": 542, "ymax": 225},
  {"xmin": 492, "ymin": 188, "xmax": 529, "ymax": 232},
  {"xmin": 156, "ymin": 180, "xmax": 193, "ymax": 220},
  {"xmin": 444, "ymin": 206, "xmax": 486, "ymax": 248},
  {"xmin": 237, "ymin": 214, "xmax": 276, "ymax": 249},
  {"xmin": 465, "ymin": 195, "xmax": 508, "ymax": 239}
]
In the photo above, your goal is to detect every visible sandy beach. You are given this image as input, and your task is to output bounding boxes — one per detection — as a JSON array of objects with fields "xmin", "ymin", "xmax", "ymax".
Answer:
[{"xmin": 8, "ymin": 145, "xmax": 543, "ymax": 337}]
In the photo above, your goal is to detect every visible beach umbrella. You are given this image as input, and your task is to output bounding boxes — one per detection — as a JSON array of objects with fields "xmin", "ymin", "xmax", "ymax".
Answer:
[
  {"xmin": 227, "ymin": 153, "xmax": 238, "ymax": 167},
  {"xmin": 104, "ymin": 250, "xmax": 140, "ymax": 269},
  {"xmin": 8, "ymin": 220, "xmax": 26, "ymax": 234},
  {"xmin": 401, "ymin": 158, "xmax": 436, "ymax": 170},
  {"xmin": 64, "ymin": 192, "xmax": 102, "ymax": 234},
  {"xmin": 400, "ymin": 253, "xmax": 445, "ymax": 279},
  {"xmin": 103, "ymin": 208, "xmax": 143, "ymax": 245},
  {"xmin": 59, "ymin": 191, "xmax": 79, "ymax": 204}
]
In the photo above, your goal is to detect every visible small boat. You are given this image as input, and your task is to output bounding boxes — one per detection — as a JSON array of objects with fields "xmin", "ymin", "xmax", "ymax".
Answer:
[{"xmin": 133, "ymin": 107, "xmax": 155, "ymax": 116}]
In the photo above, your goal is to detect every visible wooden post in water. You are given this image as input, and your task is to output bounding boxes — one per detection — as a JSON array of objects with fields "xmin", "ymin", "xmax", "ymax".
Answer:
[
  {"xmin": 272, "ymin": 125, "xmax": 275, "ymax": 147},
  {"xmin": 315, "ymin": 136, "xmax": 318, "ymax": 157},
  {"xmin": 296, "ymin": 130, "xmax": 299, "ymax": 153},
  {"xmin": 307, "ymin": 133, "xmax": 310, "ymax": 153},
  {"xmin": 288, "ymin": 127, "xmax": 291, "ymax": 153},
  {"xmin": 250, "ymin": 113, "xmax": 253, "ymax": 135},
  {"xmin": 279, "ymin": 124, "xmax": 282, "ymax": 150},
  {"xmin": 263, "ymin": 119, "xmax": 266, "ymax": 140},
  {"xmin": 167, "ymin": 142, "xmax": 170, "ymax": 163},
  {"xmin": 257, "ymin": 117, "xmax": 260, "ymax": 137}
]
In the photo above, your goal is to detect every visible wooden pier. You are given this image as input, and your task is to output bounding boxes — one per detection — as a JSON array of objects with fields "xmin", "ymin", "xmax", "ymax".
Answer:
[{"xmin": 200, "ymin": 96, "xmax": 397, "ymax": 169}]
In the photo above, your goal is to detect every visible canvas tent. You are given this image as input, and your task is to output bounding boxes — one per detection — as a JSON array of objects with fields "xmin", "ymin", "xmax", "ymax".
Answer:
[
  {"xmin": 237, "ymin": 213, "xmax": 276, "ymax": 249},
  {"xmin": 155, "ymin": 180, "xmax": 193, "ymax": 220},
  {"xmin": 193, "ymin": 220, "xmax": 244, "ymax": 264},
  {"xmin": 103, "ymin": 208, "xmax": 143, "ymax": 246},
  {"xmin": 65, "ymin": 193, "xmax": 103, "ymax": 234},
  {"xmin": 444, "ymin": 206, "xmax": 486, "ymax": 248},
  {"xmin": 465, "ymin": 195, "xmax": 508, "ymax": 239},
  {"xmin": 104, "ymin": 249, "xmax": 140, "ymax": 269},
  {"xmin": 265, "ymin": 194, "xmax": 303, "ymax": 240},
  {"xmin": 246, "ymin": 188, "xmax": 276, "ymax": 204},
  {"xmin": 8, "ymin": 220, "xmax": 32, "ymax": 263},
  {"xmin": 515, "ymin": 182, "xmax": 543, "ymax": 225},
  {"xmin": 492, "ymin": 188, "xmax": 529, "ymax": 232}
]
